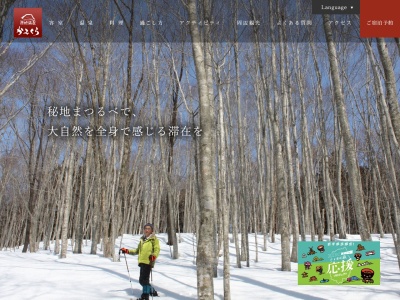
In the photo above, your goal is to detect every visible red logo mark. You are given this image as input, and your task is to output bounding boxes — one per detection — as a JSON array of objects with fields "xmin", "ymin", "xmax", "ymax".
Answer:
[{"xmin": 14, "ymin": 8, "xmax": 42, "ymax": 38}]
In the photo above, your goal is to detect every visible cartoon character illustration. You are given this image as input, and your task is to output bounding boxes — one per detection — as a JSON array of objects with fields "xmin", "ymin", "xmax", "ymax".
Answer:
[
  {"xmin": 346, "ymin": 276, "xmax": 360, "ymax": 282},
  {"xmin": 309, "ymin": 276, "xmax": 317, "ymax": 282},
  {"xmin": 304, "ymin": 261, "xmax": 312, "ymax": 270},
  {"xmin": 357, "ymin": 261, "xmax": 373, "ymax": 267},
  {"xmin": 307, "ymin": 247, "xmax": 316, "ymax": 255},
  {"xmin": 302, "ymin": 253, "xmax": 307, "ymax": 258},
  {"xmin": 361, "ymin": 268, "xmax": 374, "ymax": 283},
  {"xmin": 316, "ymin": 266, "xmax": 323, "ymax": 275},
  {"xmin": 317, "ymin": 245, "xmax": 325, "ymax": 253},
  {"xmin": 313, "ymin": 256, "xmax": 324, "ymax": 262},
  {"xmin": 301, "ymin": 272, "xmax": 308, "ymax": 278},
  {"xmin": 354, "ymin": 253, "xmax": 362, "ymax": 261},
  {"xmin": 356, "ymin": 244, "xmax": 365, "ymax": 251},
  {"xmin": 365, "ymin": 250, "xmax": 375, "ymax": 256},
  {"xmin": 320, "ymin": 278, "xmax": 329, "ymax": 283}
]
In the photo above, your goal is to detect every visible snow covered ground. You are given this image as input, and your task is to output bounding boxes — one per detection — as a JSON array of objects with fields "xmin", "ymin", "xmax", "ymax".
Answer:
[{"xmin": 1, "ymin": 234, "xmax": 399, "ymax": 300}]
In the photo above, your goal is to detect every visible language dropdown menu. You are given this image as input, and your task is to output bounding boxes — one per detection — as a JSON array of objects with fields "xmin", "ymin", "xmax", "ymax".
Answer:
[{"xmin": 312, "ymin": 0, "xmax": 360, "ymax": 14}]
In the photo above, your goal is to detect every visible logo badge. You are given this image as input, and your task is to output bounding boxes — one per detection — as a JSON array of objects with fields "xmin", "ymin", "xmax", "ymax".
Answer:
[{"xmin": 14, "ymin": 8, "xmax": 42, "ymax": 38}]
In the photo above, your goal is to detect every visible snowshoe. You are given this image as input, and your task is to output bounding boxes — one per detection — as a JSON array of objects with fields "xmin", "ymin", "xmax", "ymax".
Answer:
[{"xmin": 150, "ymin": 290, "xmax": 159, "ymax": 297}]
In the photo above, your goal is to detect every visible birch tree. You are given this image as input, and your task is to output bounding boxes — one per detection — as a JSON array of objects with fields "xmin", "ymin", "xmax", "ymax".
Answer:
[
  {"xmin": 187, "ymin": 0, "xmax": 216, "ymax": 297},
  {"xmin": 323, "ymin": 14, "xmax": 371, "ymax": 241},
  {"xmin": 376, "ymin": 38, "xmax": 400, "ymax": 148},
  {"xmin": 0, "ymin": 0, "xmax": 15, "ymax": 44},
  {"xmin": 216, "ymin": 60, "xmax": 230, "ymax": 300}
]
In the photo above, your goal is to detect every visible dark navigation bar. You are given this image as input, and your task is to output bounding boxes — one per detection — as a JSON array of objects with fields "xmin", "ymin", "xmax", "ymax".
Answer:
[{"xmin": 2, "ymin": 0, "xmax": 365, "ymax": 43}]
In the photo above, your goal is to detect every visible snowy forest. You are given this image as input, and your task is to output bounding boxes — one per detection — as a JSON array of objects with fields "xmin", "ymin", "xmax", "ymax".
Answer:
[{"xmin": 1, "ymin": 0, "xmax": 400, "ymax": 299}]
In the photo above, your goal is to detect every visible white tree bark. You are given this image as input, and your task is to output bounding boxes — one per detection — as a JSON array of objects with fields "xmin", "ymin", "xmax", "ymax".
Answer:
[
  {"xmin": 187, "ymin": 0, "xmax": 216, "ymax": 297},
  {"xmin": 376, "ymin": 38, "xmax": 400, "ymax": 147},
  {"xmin": 60, "ymin": 151, "xmax": 75, "ymax": 259},
  {"xmin": 323, "ymin": 14, "xmax": 371, "ymax": 240},
  {"xmin": 216, "ymin": 64, "xmax": 231, "ymax": 300}
]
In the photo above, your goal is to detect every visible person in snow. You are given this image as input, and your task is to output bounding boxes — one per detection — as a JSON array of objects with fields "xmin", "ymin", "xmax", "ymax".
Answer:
[{"xmin": 121, "ymin": 223, "xmax": 160, "ymax": 300}]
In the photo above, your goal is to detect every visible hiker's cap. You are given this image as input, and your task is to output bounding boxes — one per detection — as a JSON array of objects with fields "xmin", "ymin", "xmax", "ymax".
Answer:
[{"xmin": 144, "ymin": 223, "xmax": 154, "ymax": 231}]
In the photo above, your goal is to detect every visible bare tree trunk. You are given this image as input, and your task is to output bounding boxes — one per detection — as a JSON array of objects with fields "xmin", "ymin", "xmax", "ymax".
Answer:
[
  {"xmin": 151, "ymin": 42, "xmax": 179, "ymax": 259},
  {"xmin": 309, "ymin": 43, "xmax": 339, "ymax": 239},
  {"xmin": 0, "ymin": 0, "xmax": 15, "ymax": 44},
  {"xmin": 279, "ymin": 42, "xmax": 299, "ymax": 262},
  {"xmin": 289, "ymin": 100, "xmax": 306, "ymax": 241},
  {"xmin": 270, "ymin": 4, "xmax": 289, "ymax": 271},
  {"xmin": 323, "ymin": 14, "xmax": 370, "ymax": 240},
  {"xmin": 54, "ymin": 189, "xmax": 63, "ymax": 255},
  {"xmin": 90, "ymin": 154, "xmax": 100, "ymax": 254},
  {"xmin": 216, "ymin": 64, "xmax": 230, "ymax": 300},
  {"xmin": 114, "ymin": 0, "xmax": 140, "ymax": 244},
  {"xmin": 60, "ymin": 152, "xmax": 75, "ymax": 258},
  {"xmin": 279, "ymin": 36, "xmax": 298, "ymax": 262},
  {"xmin": 193, "ymin": 112, "xmax": 202, "ymax": 237},
  {"xmin": 365, "ymin": 40, "xmax": 400, "ymax": 265},
  {"xmin": 275, "ymin": 44, "xmax": 301, "ymax": 244},
  {"xmin": 267, "ymin": 119, "xmax": 277, "ymax": 243},
  {"xmin": 298, "ymin": 73, "xmax": 316, "ymax": 240},
  {"xmin": 233, "ymin": 14, "xmax": 249, "ymax": 268},
  {"xmin": 75, "ymin": 144, "xmax": 90, "ymax": 254},
  {"xmin": 254, "ymin": 65, "xmax": 269, "ymax": 250},
  {"xmin": 225, "ymin": 80, "xmax": 241, "ymax": 268},
  {"xmin": 376, "ymin": 38, "xmax": 400, "ymax": 148},
  {"xmin": 372, "ymin": 168, "xmax": 385, "ymax": 238},
  {"xmin": 250, "ymin": 1, "xmax": 290, "ymax": 270},
  {"xmin": 365, "ymin": 39, "xmax": 395, "ymax": 240},
  {"xmin": 22, "ymin": 87, "xmax": 46, "ymax": 253},
  {"xmin": 187, "ymin": 0, "xmax": 216, "ymax": 297}
]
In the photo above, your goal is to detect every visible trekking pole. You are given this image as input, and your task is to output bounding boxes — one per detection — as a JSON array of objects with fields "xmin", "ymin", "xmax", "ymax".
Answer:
[
  {"xmin": 122, "ymin": 251, "xmax": 134, "ymax": 297},
  {"xmin": 151, "ymin": 268, "xmax": 153, "ymax": 300},
  {"xmin": 118, "ymin": 235, "xmax": 124, "ymax": 262}
]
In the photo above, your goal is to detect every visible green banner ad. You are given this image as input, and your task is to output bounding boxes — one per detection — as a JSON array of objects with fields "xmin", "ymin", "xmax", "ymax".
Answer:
[{"xmin": 298, "ymin": 241, "xmax": 380, "ymax": 285}]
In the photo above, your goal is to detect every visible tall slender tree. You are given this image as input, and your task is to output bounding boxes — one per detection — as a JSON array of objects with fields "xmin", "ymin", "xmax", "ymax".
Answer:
[
  {"xmin": 187, "ymin": 0, "xmax": 217, "ymax": 297},
  {"xmin": 323, "ymin": 14, "xmax": 371, "ymax": 241}
]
